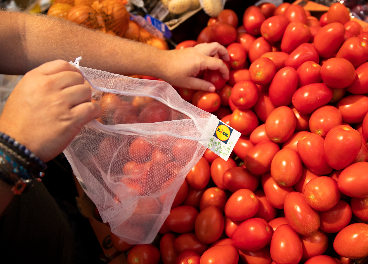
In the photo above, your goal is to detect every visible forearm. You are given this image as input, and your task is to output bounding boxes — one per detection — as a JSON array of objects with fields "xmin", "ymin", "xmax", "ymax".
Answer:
[{"xmin": 0, "ymin": 11, "xmax": 169, "ymax": 78}]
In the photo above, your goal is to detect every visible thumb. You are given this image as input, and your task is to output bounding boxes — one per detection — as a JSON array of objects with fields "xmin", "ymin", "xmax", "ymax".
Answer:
[{"xmin": 184, "ymin": 77, "xmax": 216, "ymax": 92}]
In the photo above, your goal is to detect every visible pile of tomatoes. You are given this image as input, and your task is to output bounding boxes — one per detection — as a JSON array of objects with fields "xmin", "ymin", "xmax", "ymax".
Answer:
[{"xmin": 107, "ymin": 2, "xmax": 368, "ymax": 264}]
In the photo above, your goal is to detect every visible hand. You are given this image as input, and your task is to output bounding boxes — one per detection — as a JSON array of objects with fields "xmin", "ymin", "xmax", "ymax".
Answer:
[
  {"xmin": 161, "ymin": 42, "xmax": 230, "ymax": 92},
  {"xmin": 0, "ymin": 60, "xmax": 102, "ymax": 162}
]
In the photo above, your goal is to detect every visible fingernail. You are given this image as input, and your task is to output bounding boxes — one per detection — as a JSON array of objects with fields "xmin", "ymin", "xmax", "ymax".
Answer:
[{"xmin": 209, "ymin": 86, "xmax": 215, "ymax": 92}]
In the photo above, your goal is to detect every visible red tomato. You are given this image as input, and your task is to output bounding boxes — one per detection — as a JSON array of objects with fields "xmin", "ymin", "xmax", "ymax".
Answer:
[
  {"xmin": 269, "ymin": 66, "xmax": 298, "ymax": 107},
  {"xmin": 224, "ymin": 216, "xmax": 240, "ymax": 238},
  {"xmin": 362, "ymin": 113, "xmax": 368, "ymax": 142},
  {"xmin": 175, "ymin": 250, "xmax": 200, "ymax": 264},
  {"xmin": 233, "ymin": 135, "xmax": 254, "ymax": 160},
  {"xmin": 177, "ymin": 87, "xmax": 195, "ymax": 102},
  {"xmin": 319, "ymin": 13, "xmax": 328, "ymax": 27},
  {"xmin": 225, "ymin": 189, "xmax": 259, "ymax": 222},
  {"xmin": 320, "ymin": 58, "xmax": 356, "ymax": 89},
  {"xmin": 309, "ymin": 26, "xmax": 322, "ymax": 42},
  {"xmin": 305, "ymin": 255, "xmax": 339, "ymax": 264},
  {"xmin": 165, "ymin": 206, "xmax": 198, "ymax": 233},
  {"xmin": 314, "ymin": 22, "xmax": 345, "ymax": 58},
  {"xmin": 347, "ymin": 62, "xmax": 368, "ymax": 94},
  {"xmin": 232, "ymin": 218, "xmax": 273, "ymax": 251},
  {"xmin": 258, "ymin": 2, "xmax": 276, "ymax": 18},
  {"xmin": 195, "ymin": 206, "xmax": 224, "ymax": 244},
  {"xmin": 284, "ymin": 4, "xmax": 308, "ymax": 24},
  {"xmin": 307, "ymin": 16, "xmax": 320, "ymax": 27},
  {"xmin": 230, "ymin": 81, "xmax": 259, "ymax": 109},
  {"xmin": 203, "ymin": 70, "xmax": 227, "ymax": 91},
  {"xmin": 214, "ymin": 106, "xmax": 232, "ymax": 120},
  {"xmin": 217, "ymin": 9, "xmax": 238, "ymax": 28},
  {"xmin": 250, "ymin": 124, "xmax": 270, "ymax": 145},
  {"xmin": 336, "ymin": 37, "xmax": 368, "ymax": 68},
  {"xmin": 160, "ymin": 233, "xmax": 178, "ymax": 264},
  {"xmin": 159, "ymin": 222, "xmax": 170, "ymax": 235},
  {"xmin": 265, "ymin": 106, "xmax": 296, "ymax": 143},
  {"xmin": 297, "ymin": 132, "xmax": 333, "ymax": 175},
  {"xmin": 207, "ymin": 17, "xmax": 217, "ymax": 26},
  {"xmin": 236, "ymin": 33, "xmax": 256, "ymax": 54},
  {"xmin": 262, "ymin": 172, "xmax": 294, "ymax": 209},
  {"xmin": 304, "ymin": 176, "xmax": 341, "ymax": 211},
  {"xmin": 230, "ymin": 108, "xmax": 259, "ymax": 135},
  {"xmin": 274, "ymin": 2, "xmax": 291, "ymax": 16},
  {"xmin": 324, "ymin": 125, "xmax": 362, "ymax": 170},
  {"xmin": 327, "ymin": 2, "xmax": 350, "ymax": 24},
  {"xmin": 192, "ymin": 91, "xmax": 221, "ymax": 112},
  {"xmin": 338, "ymin": 162, "xmax": 368, "ymax": 198},
  {"xmin": 351, "ymin": 196, "xmax": 368, "ymax": 221},
  {"xmin": 139, "ymin": 100, "xmax": 170, "ymax": 123},
  {"xmin": 227, "ymin": 43, "xmax": 247, "ymax": 70},
  {"xmin": 260, "ymin": 15, "xmax": 290, "ymax": 43},
  {"xmin": 200, "ymin": 245, "xmax": 239, "ymax": 264},
  {"xmin": 174, "ymin": 233, "xmax": 208, "ymax": 255},
  {"xmin": 344, "ymin": 21, "xmax": 362, "ymax": 37},
  {"xmin": 238, "ymin": 246, "xmax": 272, "ymax": 264},
  {"xmin": 249, "ymin": 37, "xmax": 272, "ymax": 63},
  {"xmin": 253, "ymin": 93, "xmax": 276, "ymax": 122},
  {"xmin": 292, "ymin": 83, "xmax": 333, "ymax": 114},
  {"xmin": 211, "ymin": 21, "xmax": 237, "ymax": 46},
  {"xmin": 211, "ymin": 238, "xmax": 234, "ymax": 248},
  {"xmin": 285, "ymin": 43, "xmax": 319, "ymax": 69},
  {"xmin": 129, "ymin": 137, "xmax": 154, "ymax": 163},
  {"xmin": 254, "ymin": 189, "xmax": 277, "ymax": 222},
  {"xmin": 319, "ymin": 200, "xmax": 352, "ymax": 233},
  {"xmin": 282, "ymin": 131, "xmax": 311, "ymax": 153},
  {"xmin": 281, "ymin": 22, "xmax": 311, "ymax": 54},
  {"xmin": 223, "ymin": 166, "xmax": 259, "ymax": 193},
  {"xmin": 210, "ymin": 157, "xmax": 236, "ymax": 190},
  {"xmin": 197, "ymin": 26, "xmax": 213, "ymax": 44},
  {"xmin": 228, "ymin": 69, "xmax": 250, "ymax": 86},
  {"xmin": 249, "ymin": 57, "xmax": 277, "ymax": 85},
  {"xmin": 111, "ymin": 232, "xmax": 133, "ymax": 252},
  {"xmin": 268, "ymin": 217, "xmax": 288, "ymax": 232},
  {"xmin": 171, "ymin": 180, "xmax": 189, "ymax": 208},
  {"xmin": 301, "ymin": 230, "xmax": 328, "ymax": 261},
  {"xmin": 172, "ymin": 139, "xmax": 196, "ymax": 163},
  {"xmin": 127, "ymin": 244, "xmax": 160, "ymax": 264},
  {"xmin": 270, "ymin": 147, "xmax": 302, "ymax": 187},
  {"xmin": 294, "ymin": 166, "xmax": 319, "ymax": 193},
  {"xmin": 186, "ymin": 157, "xmax": 210, "ymax": 190},
  {"xmin": 261, "ymin": 52, "xmax": 289, "ymax": 71},
  {"xmin": 203, "ymin": 149, "xmax": 218, "ymax": 164},
  {"xmin": 292, "ymin": 107, "xmax": 310, "ymax": 131},
  {"xmin": 334, "ymin": 223, "xmax": 368, "ymax": 259},
  {"xmin": 221, "ymin": 114, "xmax": 231, "ymax": 125},
  {"xmin": 284, "ymin": 192, "xmax": 320, "ymax": 236},
  {"xmin": 309, "ymin": 105, "xmax": 342, "ymax": 137},
  {"xmin": 183, "ymin": 187, "xmax": 204, "ymax": 210},
  {"xmin": 337, "ymin": 95, "xmax": 368, "ymax": 124},
  {"xmin": 175, "ymin": 40, "xmax": 197, "ymax": 50},
  {"xmin": 199, "ymin": 186, "xmax": 228, "ymax": 212},
  {"xmin": 270, "ymin": 224, "xmax": 303, "ymax": 264},
  {"xmin": 244, "ymin": 141, "xmax": 280, "ymax": 175},
  {"xmin": 331, "ymin": 88, "xmax": 347, "ymax": 103},
  {"xmin": 243, "ymin": 6, "xmax": 266, "ymax": 36}
]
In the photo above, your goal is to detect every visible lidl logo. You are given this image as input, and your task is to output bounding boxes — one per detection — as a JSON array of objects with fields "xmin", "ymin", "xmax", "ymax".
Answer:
[{"xmin": 214, "ymin": 122, "xmax": 233, "ymax": 144}]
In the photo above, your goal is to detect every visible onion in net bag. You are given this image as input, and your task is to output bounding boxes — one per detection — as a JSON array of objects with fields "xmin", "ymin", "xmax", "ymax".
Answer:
[{"xmin": 64, "ymin": 58, "xmax": 239, "ymax": 244}]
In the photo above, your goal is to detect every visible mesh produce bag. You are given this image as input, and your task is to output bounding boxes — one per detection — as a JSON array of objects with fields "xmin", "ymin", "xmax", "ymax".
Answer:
[{"xmin": 64, "ymin": 58, "xmax": 239, "ymax": 244}]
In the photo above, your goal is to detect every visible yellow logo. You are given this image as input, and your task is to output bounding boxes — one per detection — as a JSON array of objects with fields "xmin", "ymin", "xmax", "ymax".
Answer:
[{"xmin": 214, "ymin": 122, "xmax": 232, "ymax": 143}]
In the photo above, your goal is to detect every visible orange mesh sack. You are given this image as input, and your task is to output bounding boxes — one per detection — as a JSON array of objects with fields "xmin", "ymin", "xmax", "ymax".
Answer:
[{"xmin": 63, "ymin": 58, "xmax": 240, "ymax": 244}]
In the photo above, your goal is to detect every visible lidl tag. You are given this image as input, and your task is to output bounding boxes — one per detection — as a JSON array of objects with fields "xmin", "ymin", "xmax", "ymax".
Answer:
[{"xmin": 206, "ymin": 119, "xmax": 241, "ymax": 161}]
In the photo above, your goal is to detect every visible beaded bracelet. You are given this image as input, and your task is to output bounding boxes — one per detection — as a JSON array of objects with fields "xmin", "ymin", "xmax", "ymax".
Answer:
[{"xmin": 0, "ymin": 132, "xmax": 47, "ymax": 195}]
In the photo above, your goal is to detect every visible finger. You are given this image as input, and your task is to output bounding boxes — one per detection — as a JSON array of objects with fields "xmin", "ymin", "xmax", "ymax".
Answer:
[
  {"xmin": 70, "ymin": 101, "xmax": 102, "ymax": 128},
  {"xmin": 61, "ymin": 84, "xmax": 93, "ymax": 108},
  {"xmin": 195, "ymin": 42, "xmax": 230, "ymax": 61},
  {"xmin": 201, "ymin": 56, "xmax": 230, "ymax": 80},
  {"xmin": 183, "ymin": 77, "xmax": 216, "ymax": 92},
  {"xmin": 48, "ymin": 71, "xmax": 85, "ymax": 90},
  {"xmin": 36, "ymin": 60, "xmax": 82, "ymax": 75}
]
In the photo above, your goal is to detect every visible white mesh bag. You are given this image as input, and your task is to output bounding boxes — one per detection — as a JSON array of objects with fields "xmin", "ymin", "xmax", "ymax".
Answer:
[{"xmin": 63, "ymin": 58, "xmax": 222, "ymax": 244}]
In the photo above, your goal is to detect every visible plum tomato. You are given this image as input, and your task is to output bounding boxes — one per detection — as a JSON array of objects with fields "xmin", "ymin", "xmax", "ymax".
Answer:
[
  {"xmin": 324, "ymin": 125, "xmax": 362, "ymax": 170},
  {"xmin": 270, "ymin": 147, "xmax": 302, "ymax": 187},
  {"xmin": 285, "ymin": 43, "xmax": 319, "ymax": 70},
  {"xmin": 177, "ymin": 87, "xmax": 195, "ymax": 102},
  {"xmin": 227, "ymin": 43, "xmax": 247, "ymax": 70},
  {"xmin": 236, "ymin": 33, "xmax": 256, "ymax": 54},
  {"xmin": 183, "ymin": 187, "xmax": 204, "ymax": 210},
  {"xmin": 195, "ymin": 206, "xmax": 224, "ymax": 244},
  {"xmin": 281, "ymin": 22, "xmax": 311, "ymax": 54},
  {"xmin": 202, "ymin": 149, "xmax": 218, "ymax": 164},
  {"xmin": 129, "ymin": 137, "xmax": 154, "ymax": 163},
  {"xmin": 197, "ymin": 25, "xmax": 213, "ymax": 44},
  {"xmin": 210, "ymin": 157, "xmax": 236, "ymax": 190},
  {"xmin": 254, "ymin": 189, "xmax": 277, "ymax": 222},
  {"xmin": 228, "ymin": 69, "xmax": 250, "ymax": 86},
  {"xmin": 230, "ymin": 108, "xmax": 259, "ymax": 136},
  {"xmin": 262, "ymin": 172, "xmax": 294, "ymax": 209},
  {"xmin": 274, "ymin": 2, "xmax": 291, "ymax": 16},
  {"xmin": 344, "ymin": 21, "xmax": 362, "ymax": 37},
  {"xmin": 261, "ymin": 51, "xmax": 289, "ymax": 71},
  {"xmin": 305, "ymin": 255, "xmax": 340, "ymax": 264},
  {"xmin": 270, "ymin": 224, "xmax": 303, "ymax": 264},
  {"xmin": 174, "ymin": 233, "xmax": 208, "ymax": 255},
  {"xmin": 337, "ymin": 94, "xmax": 368, "ymax": 124},
  {"xmin": 347, "ymin": 62, "xmax": 368, "ymax": 94},
  {"xmin": 320, "ymin": 58, "xmax": 356, "ymax": 89},
  {"xmin": 292, "ymin": 107, "xmax": 310, "ymax": 132},
  {"xmin": 127, "ymin": 244, "xmax": 160, "ymax": 264},
  {"xmin": 217, "ymin": 84, "xmax": 232, "ymax": 106},
  {"xmin": 243, "ymin": 6, "xmax": 265, "ymax": 36},
  {"xmin": 284, "ymin": 4, "xmax": 308, "ymax": 24},
  {"xmin": 327, "ymin": 2, "xmax": 350, "ymax": 25},
  {"xmin": 320, "ymin": 199, "xmax": 352, "ymax": 232},
  {"xmin": 160, "ymin": 233, "xmax": 178, "ymax": 264},
  {"xmin": 223, "ymin": 166, "xmax": 259, "ymax": 193},
  {"xmin": 250, "ymin": 124, "xmax": 271, "ymax": 145},
  {"xmin": 338, "ymin": 162, "xmax": 368, "ymax": 198},
  {"xmin": 260, "ymin": 15, "xmax": 290, "ymax": 43},
  {"xmin": 309, "ymin": 105, "xmax": 342, "ymax": 137},
  {"xmin": 258, "ymin": 2, "xmax": 276, "ymax": 18},
  {"xmin": 304, "ymin": 176, "xmax": 341, "ymax": 211},
  {"xmin": 244, "ymin": 141, "xmax": 280, "ymax": 176},
  {"xmin": 175, "ymin": 40, "xmax": 197, "ymax": 49},
  {"xmin": 253, "ymin": 92, "xmax": 276, "ymax": 123},
  {"xmin": 165, "ymin": 206, "xmax": 198, "ymax": 233},
  {"xmin": 199, "ymin": 186, "xmax": 228, "ymax": 212},
  {"xmin": 224, "ymin": 216, "xmax": 240, "ymax": 238},
  {"xmin": 336, "ymin": 37, "xmax": 368, "ymax": 68},
  {"xmin": 192, "ymin": 91, "xmax": 221, "ymax": 113},
  {"xmin": 268, "ymin": 217, "xmax": 289, "ymax": 232},
  {"xmin": 282, "ymin": 131, "xmax": 310, "ymax": 153},
  {"xmin": 294, "ymin": 166, "xmax": 319, "ymax": 193},
  {"xmin": 211, "ymin": 21, "xmax": 237, "ymax": 46},
  {"xmin": 284, "ymin": 192, "xmax": 320, "ymax": 236},
  {"xmin": 319, "ymin": 13, "xmax": 328, "ymax": 27},
  {"xmin": 333, "ymin": 223, "xmax": 368, "ymax": 259},
  {"xmin": 175, "ymin": 250, "xmax": 200, "ymax": 264},
  {"xmin": 233, "ymin": 135, "xmax": 254, "ymax": 160},
  {"xmin": 238, "ymin": 246, "xmax": 272, "ymax": 264},
  {"xmin": 351, "ymin": 196, "xmax": 368, "ymax": 221},
  {"xmin": 203, "ymin": 69, "xmax": 227, "ymax": 91},
  {"xmin": 265, "ymin": 106, "xmax": 296, "ymax": 143},
  {"xmin": 232, "ymin": 218, "xmax": 273, "ymax": 252},
  {"xmin": 249, "ymin": 57, "xmax": 277, "ymax": 85},
  {"xmin": 249, "ymin": 37, "xmax": 272, "ymax": 63},
  {"xmin": 300, "ymin": 230, "xmax": 329, "ymax": 261},
  {"xmin": 217, "ymin": 9, "xmax": 238, "ymax": 28},
  {"xmin": 200, "ymin": 245, "xmax": 239, "ymax": 264},
  {"xmin": 268, "ymin": 66, "xmax": 298, "ymax": 107},
  {"xmin": 186, "ymin": 157, "xmax": 210, "ymax": 190},
  {"xmin": 314, "ymin": 22, "xmax": 345, "ymax": 58},
  {"xmin": 225, "ymin": 189, "xmax": 259, "ymax": 222},
  {"xmin": 230, "ymin": 81, "xmax": 259, "ymax": 109}
]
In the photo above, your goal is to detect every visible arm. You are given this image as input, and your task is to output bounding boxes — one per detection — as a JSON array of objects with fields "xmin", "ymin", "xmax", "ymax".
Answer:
[{"xmin": 0, "ymin": 11, "xmax": 229, "ymax": 91}]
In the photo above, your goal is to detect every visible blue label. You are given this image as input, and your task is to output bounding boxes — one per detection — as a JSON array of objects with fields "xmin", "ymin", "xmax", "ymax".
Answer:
[{"xmin": 145, "ymin": 15, "xmax": 172, "ymax": 39}]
